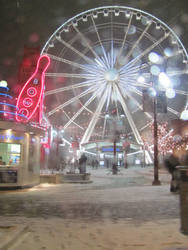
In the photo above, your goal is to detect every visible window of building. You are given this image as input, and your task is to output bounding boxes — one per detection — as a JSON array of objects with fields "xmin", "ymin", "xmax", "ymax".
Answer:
[{"xmin": 0, "ymin": 143, "xmax": 21, "ymax": 166}]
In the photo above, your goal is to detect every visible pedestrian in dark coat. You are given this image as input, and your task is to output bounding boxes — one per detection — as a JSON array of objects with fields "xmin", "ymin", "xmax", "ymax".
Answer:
[
  {"xmin": 79, "ymin": 154, "xmax": 87, "ymax": 174},
  {"xmin": 164, "ymin": 153, "xmax": 180, "ymax": 192}
]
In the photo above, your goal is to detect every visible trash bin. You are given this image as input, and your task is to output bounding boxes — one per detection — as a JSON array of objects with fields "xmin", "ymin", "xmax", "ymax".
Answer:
[{"xmin": 178, "ymin": 166, "xmax": 188, "ymax": 235}]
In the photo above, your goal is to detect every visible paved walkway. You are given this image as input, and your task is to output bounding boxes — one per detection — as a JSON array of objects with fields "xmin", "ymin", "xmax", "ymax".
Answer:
[{"xmin": 0, "ymin": 166, "xmax": 188, "ymax": 250}]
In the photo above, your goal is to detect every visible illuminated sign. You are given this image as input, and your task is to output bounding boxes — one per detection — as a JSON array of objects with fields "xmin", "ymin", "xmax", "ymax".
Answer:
[
  {"xmin": 16, "ymin": 55, "xmax": 50, "ymax": 123},
  {"xmin": 102, "ymin": 147, "xmax": 120, "ymax": 152},
  {"xmin": 0, "ymin": 134, "xmax": 24, "ymax": 140},
  {"xmin": 27, "ymin": 87, "xmax": 37, "ymax": 97},
  {"xmin": 0, "ymin": 93, "xmax": 12, "ymax": 99}
]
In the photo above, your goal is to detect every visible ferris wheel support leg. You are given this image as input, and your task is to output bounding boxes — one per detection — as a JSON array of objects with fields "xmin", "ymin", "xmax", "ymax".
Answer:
[
  {"xmin": 115, "ymin": 85, "xmax": 152, "ymax": 163},
  {"xmin": 80, "ymin": 91, "xmax": 107, "ymax": 145}
]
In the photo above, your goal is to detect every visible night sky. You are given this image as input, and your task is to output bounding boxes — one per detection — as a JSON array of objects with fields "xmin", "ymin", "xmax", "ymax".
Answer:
[{"xmin": 0, "ymin": 0, "xmax": 188, "ymax": 95}]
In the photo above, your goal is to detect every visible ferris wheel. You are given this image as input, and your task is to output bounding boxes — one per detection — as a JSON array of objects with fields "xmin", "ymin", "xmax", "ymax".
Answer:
[{"xmin": 41, "ymin": 6, "xmax": 188, "ymax": 147}]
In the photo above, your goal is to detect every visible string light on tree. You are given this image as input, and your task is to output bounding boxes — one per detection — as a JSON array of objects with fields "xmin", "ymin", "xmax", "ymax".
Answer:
[{"xmin": 142, "ymin": 121, "xmax": 187, "ymax": 155}]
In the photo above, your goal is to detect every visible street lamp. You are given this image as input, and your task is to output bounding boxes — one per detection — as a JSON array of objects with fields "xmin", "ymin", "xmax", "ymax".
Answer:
[
  {"xmin": 180, "ymin": 107, "xmax": 188, "ymax": 121},
  {"xmin": 142, "ymin": 53, "xmax": 173, "ymax": 185}
]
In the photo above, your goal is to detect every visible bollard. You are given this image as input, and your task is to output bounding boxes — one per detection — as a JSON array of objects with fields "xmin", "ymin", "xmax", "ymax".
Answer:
[{"xmin": 178, "ymin": 166, "xmax": 188, "ymax": 235}]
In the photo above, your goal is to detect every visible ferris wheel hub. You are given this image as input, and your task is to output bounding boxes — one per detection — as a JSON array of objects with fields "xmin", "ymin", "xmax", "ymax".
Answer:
[{"xmin": 104, "ymin": 68, "xmax": 119, "ymax": 82}]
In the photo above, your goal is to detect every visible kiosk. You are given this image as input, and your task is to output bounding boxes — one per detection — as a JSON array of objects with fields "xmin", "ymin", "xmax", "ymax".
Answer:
[{"xmin": 0, "ymin": 121, "xmax": 44, "ymax": 188}]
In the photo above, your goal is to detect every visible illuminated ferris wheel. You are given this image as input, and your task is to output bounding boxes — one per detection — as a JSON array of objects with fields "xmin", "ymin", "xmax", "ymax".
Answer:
[{"xmin": 41, "ymin": 6, "xmax": 188, "ymax": 147}]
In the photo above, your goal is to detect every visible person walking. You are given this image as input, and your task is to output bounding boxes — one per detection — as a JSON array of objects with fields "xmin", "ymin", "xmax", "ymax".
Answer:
[
  {"xmin": 164, "ymin": 153, "xmax": 180, "ymax": 192},
  {"xmin": 79, "ymin": 153, "xmax": 87, "ymax": 174}
]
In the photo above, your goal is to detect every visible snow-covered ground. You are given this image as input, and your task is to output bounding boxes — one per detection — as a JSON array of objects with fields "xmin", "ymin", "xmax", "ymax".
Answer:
[{"xmin": 0, "ymin": 166, "xmax": 188, "ymax": 250}]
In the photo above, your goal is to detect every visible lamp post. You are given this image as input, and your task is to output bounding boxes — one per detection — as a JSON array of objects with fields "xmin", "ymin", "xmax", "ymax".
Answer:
[
  {"xmin": 142, "ymin": 83, "xmax": 161, "ymax": 184},
  {"xmin": 152, "ymin": 96, "xmax": 161, "ymax": 185}
]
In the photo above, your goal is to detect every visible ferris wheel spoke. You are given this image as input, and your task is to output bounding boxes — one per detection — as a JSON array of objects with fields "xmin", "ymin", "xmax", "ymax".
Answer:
[
  {"xmin": 102, "ymin": 117, "xmax": 107, "ymax": 139},
  {"xmin": 121, "ymin": 62, "xmax": 148, "ymax": 74},
  {"xmin": 63, "ymin": 111, "xmax": 84, "ymax": 130},
  {"xmin": 114, "ymin": 84, "xmax": 143, "ymax": 144},
  {"xmin": 119, "ymin": 79, "xmax": 138, "ymax": 88},
  {"xmin": 122, "ymin": 61, "xmax": 146, "ymax": 73},
  {"xmin": 167, "ymin": 107, "xmax": 180, "ymax": 116},
  {"xmin": 140, "ymin": 121, "xmax": 153, "ymax": 131},
  {"xmin": 130, "ymin": 88, "xmax": 142, "ymax": 96},
  {"xmin": 47, "ymin": 85, "xmax": 98, "ymax": 117},
  {"xmin": 81, "ymin": 89, "xmax": 108, "ymax": 144},
  {"xmin": 131, "ymin": 82, "xmax": 151, "ymax": 88},
  {"xmin": 45, "ymin": 72, "xmax": 98, "ymax": 79},
  {"xmin": 120, "ymin": 80, "xmax": 151, "ymax": 88},
  {"xmin": 120, "ymin": 71, "xmax": 139, "ymax": 78},
  {"xmin": 56, "ymin": 36, "xmax": 95, "ymax": 64},
  {"xmin": 120, "ymin": 72, "xmax": 139, "ymax": 80},
  {"xmin": 115, "ymin": 84, "xmax": 152, "ymax": 163},
  {"xmin": 73, "ymin": 25, "xmax": 102, "ymax": 61},
  {"xmin": 102, "ymin": 86, "xmax": 113, "ymax": 138},
  {"xmin": 64, "ymin": 85, "xmax": 105, "ymax": 129},
  {"xmin": 91, "ymin": 16, "xmax": 110, "ymax": 67},
  {"xmin": 115, "ymin": 99, "xmax": 120, "ymax": 119},
  {"xmin": 45, "ymin": 80, "xmax": 98, "ymax": 96},
  {"xmin": 105, "ymin": 85, "xmax": 112, "ymax": 111},
  {"xmin": 98, "ymin": 84, "xmax": 111, "ymax": 139},
  {"xmin": 166, "ymin": 69, "xmax": 188, "ymax": 76},
  {"xmin": 157, "ymin": 87, "xmax": 188, "ymax": 96},
  {"xmin": 115, "ymin": 13, "xmax": 133, "ymax": 67},
  {"xmin": 132, "ymin": 107, "xmax": 141, "ymax": 114},
  {"xmin": 125, "ymin": 22, "xmax": 152, "ymax": 61},
  {"xmin": 120, "ymin": 33, "xmax": 170, "ymax": 72},
  {"xmin": 110, "ymin": 11, "xmax": 114, "ymax": 67},
  {"xmin": 84, "ymin": 62, "xmax": 106, "ymax": 75},
  {"xmin": 119, "ymin": 85, "xmax": 152, "ymax": 119},
  {"xmin": 110, "ymin": 41, "xmax": 115, "ymax": 68},
  {"xmin": 120, "ymin": 63, "xmax": 150, "ymax": 77},
  {"xmin": 123, "ymin": 85, "xmax": 180, "ymax": 117},
  {"xmin": 45, "ymin": 53, "xmax": 92, "ymax": 71},
  {"xmin": 119, "ymin": 69, "xmax": 141, "ymax": 81},
  {"xmin": 174, "ymin": 89, "xmax": 188, "ymax": 95}
]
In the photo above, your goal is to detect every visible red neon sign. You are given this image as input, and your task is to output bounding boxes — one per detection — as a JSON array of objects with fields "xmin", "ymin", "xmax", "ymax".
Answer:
[
  {"xmin": 27, "ymin": 87, "xmax": 37, "ymax": 97},
  {"xmin": 16, "ymin": 55, "xmax": 50, "ymax": 123},
  {"xmin": 23, "ymin": 97, "xmax": 33, "ymax": 107}
]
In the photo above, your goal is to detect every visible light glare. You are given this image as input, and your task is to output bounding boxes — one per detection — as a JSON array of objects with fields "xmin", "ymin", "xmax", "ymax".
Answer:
[
  {"xmin": 137, "ymin": 76, "xmax": 145, "ymax": 83},
  {"xmin": 164, "ymin": 48, "xmax": 173, "ymax": 57},
  {"xmin": 150, "ymin": 65, "xmax": 160, "ymax": 75},
  {"xmin": 158, "ymin": 72, "xmax": 171, "ymax": 88},
  {"xmin": 165, "ymin": 88, "xmax": 176, "ymax": 98},
  {"xmin": 148, "ymin": 52, "xmax": 160, "ymax": 63},
  {"xmin": 0, "ymin": 80, "xmax": 8, "ymax": 87},
  {"xmin": 148, "ymin": 87, "xmax": 157, "ymax": 97},
  {"xmin": 180, "ymin": 110, "xmax": 188, "ymax": 120}
]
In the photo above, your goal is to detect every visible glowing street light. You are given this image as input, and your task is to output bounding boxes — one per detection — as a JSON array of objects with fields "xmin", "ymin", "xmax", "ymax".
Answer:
[
  {"xmin": 0, "ymin": 80, "xmax": 8, "ymax": 88},
  {"xmin": 180, "ymin": 110, "xmax": 188, "ymax": 120}
]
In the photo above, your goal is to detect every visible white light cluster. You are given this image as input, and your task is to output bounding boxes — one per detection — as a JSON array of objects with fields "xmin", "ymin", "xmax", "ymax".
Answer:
[
  {"xmin": 165, "ymin": 88, "xmax": 175, "ymax": 98},
  {"xmin": 180, "ymin": 110, "xmax": 188, "ymax": 120},
  {"xmin": 158, "ymin": 72, "xmax": 171, "ymax": 88},
  {"xmin": 0, "ymin": 80, "xmax": 7, "ymax": 87}
]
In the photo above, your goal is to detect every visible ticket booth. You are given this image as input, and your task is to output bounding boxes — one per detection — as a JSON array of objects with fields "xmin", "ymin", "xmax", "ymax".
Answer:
[{"xmin": 0, "ymin": 121, "xmax": 44, "ymax": 189}]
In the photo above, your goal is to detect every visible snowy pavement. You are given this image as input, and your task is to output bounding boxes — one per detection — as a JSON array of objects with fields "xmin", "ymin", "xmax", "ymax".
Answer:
[{"xmin": 0, "ymin": 166, "xmax": 188, "ymax": 250}]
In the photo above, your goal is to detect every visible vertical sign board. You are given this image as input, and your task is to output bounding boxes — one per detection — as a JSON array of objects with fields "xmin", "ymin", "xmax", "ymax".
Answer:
[
  {"xmin": 142, "ymin": 89, "xmax": 154, "ymax": 113},
  {"xmin": 156, "ymin": 91, "xmax": 167, "ymax": 113},
  {"xmin": 142, "ymin": 89, "xmax": 167, "ymax": 113}
]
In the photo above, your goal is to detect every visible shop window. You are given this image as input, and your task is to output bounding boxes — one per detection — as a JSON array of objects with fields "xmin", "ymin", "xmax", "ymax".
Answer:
[{"xmin": 0, "ymin": 143, "xmax": 21, "ymax": 166}]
